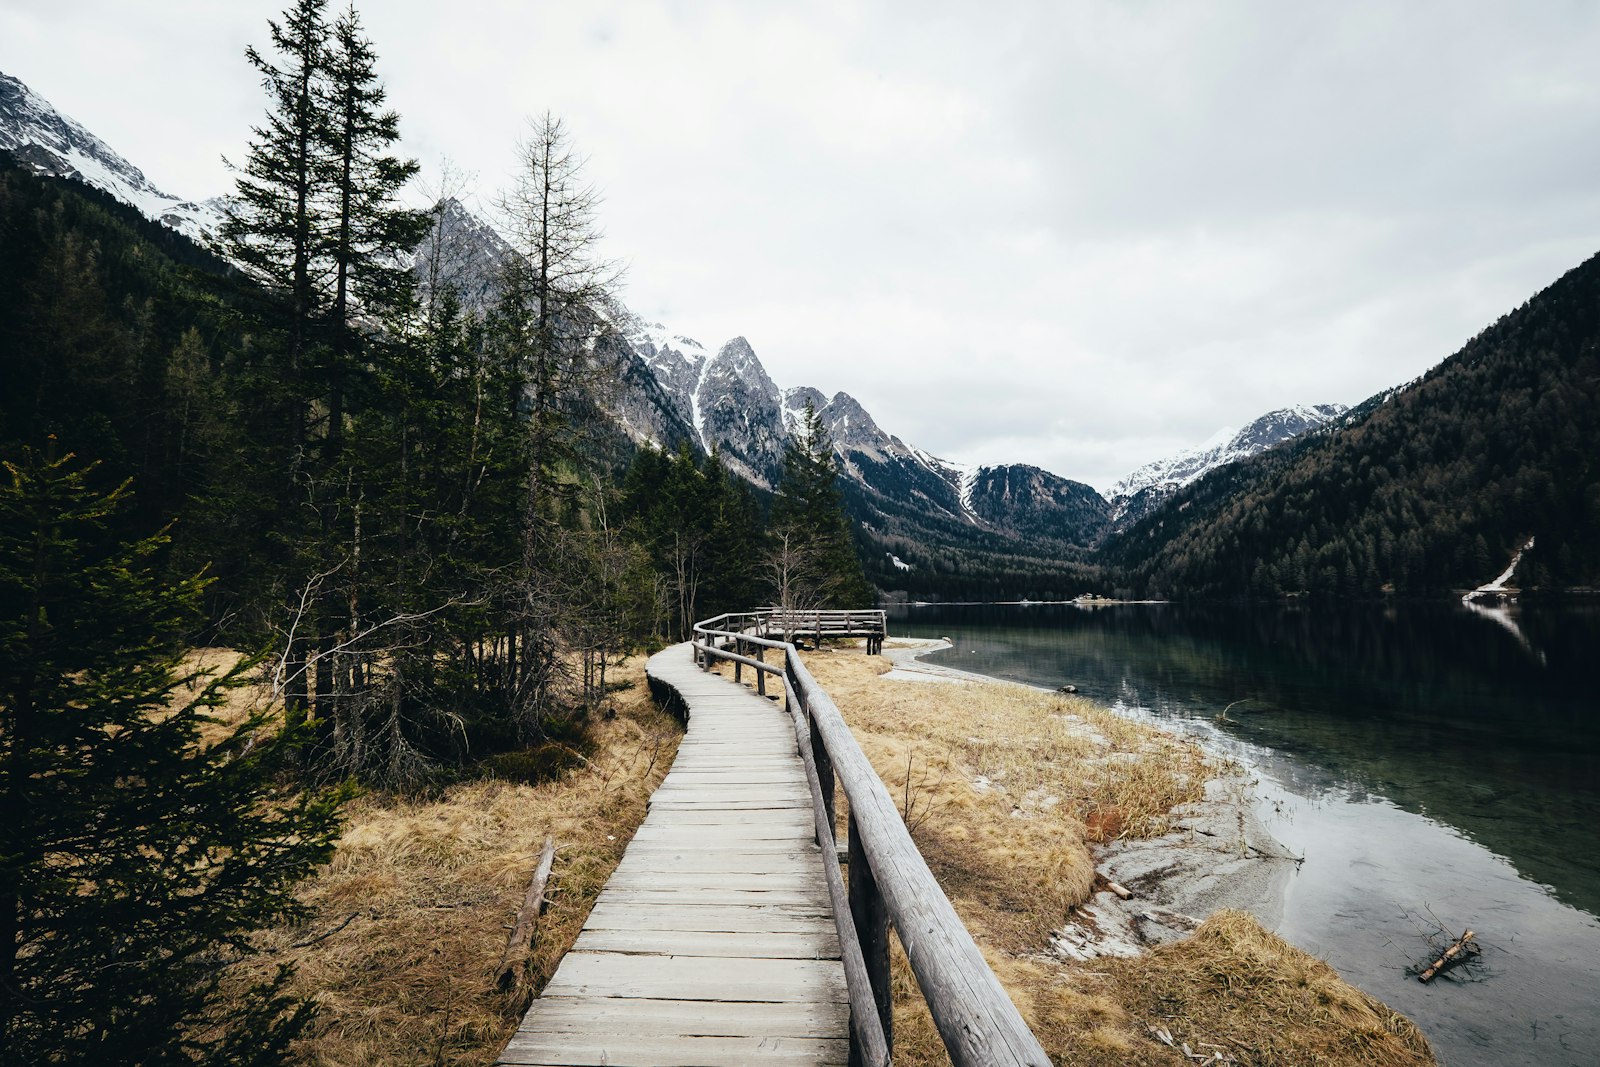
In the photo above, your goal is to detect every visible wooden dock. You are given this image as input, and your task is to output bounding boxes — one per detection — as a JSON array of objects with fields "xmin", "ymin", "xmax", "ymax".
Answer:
[{"xmin": 496, "ymin": 642, "xmax": 849, "ymax": 1067}]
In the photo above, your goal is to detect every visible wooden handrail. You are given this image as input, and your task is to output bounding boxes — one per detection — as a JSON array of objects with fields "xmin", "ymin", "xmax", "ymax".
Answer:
[{"xmin": 688, "ymin": 608, "xmax": 1047, "ymax": 1067}]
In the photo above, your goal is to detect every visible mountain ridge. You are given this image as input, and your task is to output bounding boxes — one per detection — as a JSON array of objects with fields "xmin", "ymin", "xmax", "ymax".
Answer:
[{"xmin": 0, "ymin": 67, "xmax": 1350, "ymax": 596}]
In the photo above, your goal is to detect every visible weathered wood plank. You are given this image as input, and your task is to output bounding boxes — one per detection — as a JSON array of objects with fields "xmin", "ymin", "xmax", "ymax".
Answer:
[
  {"xmin": 513, "ymin": 995, "xmax": 847, "ymax": 1036},
  {"xmin": 647, "ymin": 798, "xmax": 813, "ymax": 811},
  {"xmin": 610, "ymin": 857, "xmax": 821, "ymax": 881},
  {"xmin": 593, "ymin": 885, "xmax": 831, "ymax": 908},
  {"xmin": 613, "ymin": 846, "xmax": 821, "ymax": 867},
  {"xmin": 622, "ymin": 839, "xmax": 821, "ymax": 855},
  {"xmin": 573, "ymin": 927, "xmax": 840, "ymax": 958},
  {"xmin": 500, "ymin": 1032, "xmax": 848, "ymax": 1067},
  {"xmin": 583, "ymin": 900, "xmax": 836, "ymax": 933},
  {"xmin": 542, "ymin": 951, "xmax": 848, "ymax": 1003}
]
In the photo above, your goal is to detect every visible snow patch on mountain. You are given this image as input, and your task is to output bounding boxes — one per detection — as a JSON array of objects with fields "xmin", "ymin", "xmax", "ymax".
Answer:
[
  {"xmin": 0, "ymin": 70, "xmax": 225, "ymax": 246},
  {"xmin": 1110, "ymin": 403, "xmax": 1348, "ymax": 503},
  {"xmin": 781, "ymin": 386, "xmax": 827, "ymax": 436},
  {"xmin": 951, "ymin": 462, "xmax": 984, "ymax": 522}
]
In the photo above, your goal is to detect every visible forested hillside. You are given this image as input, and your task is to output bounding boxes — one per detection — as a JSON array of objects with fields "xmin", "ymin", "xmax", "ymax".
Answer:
[{"xmin": 1102, "ymin": 250, "xmax": 1600, "ymax": 598}]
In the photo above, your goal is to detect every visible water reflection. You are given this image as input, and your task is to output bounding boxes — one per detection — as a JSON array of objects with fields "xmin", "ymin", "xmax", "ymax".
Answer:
[
  {"xmin": 887, "ymin": 601, "xmax": 1600, "ymax": 916},
  {"xmin": 887, "ymin": 601, "xmax": 1600, "ymax": 1066},
  {"xmin": 1460, "ymin": 599, "xmax": 1546, "ymax": 664}
]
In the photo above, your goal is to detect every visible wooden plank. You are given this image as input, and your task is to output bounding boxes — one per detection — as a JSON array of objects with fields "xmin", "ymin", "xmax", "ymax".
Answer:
[
  {"xmin": 583, "ymin": 901, "xmax": 837, "ymax": 933},
  {"xmin": 651, "ymin": 780, "xmax": 809, "ymax": 793},
  {"xmin": 611, "ymin": 854, "xmax": 821, "ymax": 878},
  {"xmin": 631, "ymin": 808, "xmax": 814, "ymax": 827},
  {"xmin": 602, "ymin": 870, "xmax": 826, "ymax": 894},
  {"xmin": 663, "ymin": 769, "xmax": 807, "ymax": 781},
  {"xmin": 647, "ymin": 798, "xmax": 812, "ymax": 811},
  {"xmin": 628, "ymin": 827, "xmax": 814, "ymax": 846},
  {"xmin": 612, "ymin": 847, "xmax": 820, "ymax": 868},
  {"xmin": 500, "ymin": 1032, "xmax": 848, "ymax": 1067},
  {"xmin": 542, "ymin": 951, "xmax": 847, "ymax": 1003},
  {"xmin": 572, "ymin": 927, "xmax": 840, "ymax": 959},
  {"xmin": 623, "ymin": 839, "xmax": 822, "ymax": 854},
  {"xmin": 594, "ymin": 885, "xmax": 834, "ymax": 908},
  {"xmin": 512, "ymin": 995, "xmax": 846, "ymax": 1037},
  {"xmin": 648, "ymin": 784, "xmax": 809, "ymax": 796}
]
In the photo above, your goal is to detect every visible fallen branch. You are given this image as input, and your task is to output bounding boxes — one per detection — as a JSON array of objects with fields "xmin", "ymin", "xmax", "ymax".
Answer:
[
  {"xmin": 1418, "ymin": 929, "xmax": 1476, "ymax": 983},
  {"xmin": 1107, "ymin": 880, "xmax": 1133, "ymax": 900},
  {"xmin": 284, "ymin": 910, "xmax": 362, "ymax": 950},
  {"xmin": 495, "ymin": 836, "xmax": 556, "ymax": 991}
]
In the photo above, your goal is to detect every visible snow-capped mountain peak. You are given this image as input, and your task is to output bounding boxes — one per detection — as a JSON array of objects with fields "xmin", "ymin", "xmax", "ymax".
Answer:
[
  {"xmin": 1106, "ymin": 403, "xmax": 1348, "ymax": 530},
  {"xmin": 0, "ymin": 69, "xmax": 225, "ymax": 246}
]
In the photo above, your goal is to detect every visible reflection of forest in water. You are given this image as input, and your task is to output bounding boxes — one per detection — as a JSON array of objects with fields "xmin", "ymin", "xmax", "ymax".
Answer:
[{"xmin": 889, "ymin": 601, "xmax": 1600, "ymax": 917}]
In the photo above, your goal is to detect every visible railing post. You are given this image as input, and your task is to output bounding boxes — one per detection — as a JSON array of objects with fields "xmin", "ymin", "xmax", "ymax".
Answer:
[
  {"xmin": 734, "ymin": 637, "xmax": 743, "ymax": 685},
  {"xmin": 755, "ymin": 645, "xmax": 766, "ymax": 696},
  {"xmin": 848, "ymin": 812, "xmax": 892, "ymax": 1058}
]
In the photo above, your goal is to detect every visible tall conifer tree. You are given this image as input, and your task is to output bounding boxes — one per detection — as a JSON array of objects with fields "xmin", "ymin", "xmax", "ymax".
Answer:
[
  {"xmin": 0, "ymin": 447, "xmax": 343, "ymax": 1065},
  {"xmin": 225, "ymin": 0, "xmax": 332, "ymax": 404},
  {"xmin": 322, "ymin": 2, "xmax": 429, "ymax": 464}
]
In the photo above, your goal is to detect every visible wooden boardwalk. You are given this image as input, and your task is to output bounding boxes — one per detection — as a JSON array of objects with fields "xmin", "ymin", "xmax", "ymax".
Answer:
[{"xmin": 496, "ymin": 642, "xmax": 849, "ymax": 1067}]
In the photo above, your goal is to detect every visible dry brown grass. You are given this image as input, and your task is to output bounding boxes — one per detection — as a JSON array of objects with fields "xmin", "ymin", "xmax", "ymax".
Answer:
[
  {"xmin": 803, "ymin": 643, "xmax": 1434, "ymax": 1067},
  {"xmin": 219, "ymin": 653, "xmax": 680, "ymax": 1067}
]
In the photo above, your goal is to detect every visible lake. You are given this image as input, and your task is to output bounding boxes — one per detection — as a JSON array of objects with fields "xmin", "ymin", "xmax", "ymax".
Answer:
[{"xmin": 886, "ymin": 600, "xmax": 1600, "ymax": 1067}]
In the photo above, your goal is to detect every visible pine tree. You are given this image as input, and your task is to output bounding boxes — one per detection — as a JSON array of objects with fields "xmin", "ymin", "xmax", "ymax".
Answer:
[
  {"xmin": 0, "ymin": 446, "xmax": 344, "ymax": 1065},
  {"xmin": 321, "ymin": 1, "xmax": 430, "ymax": 465},
  {"xmin": 224, "ymin": 0, "xmax": 332, "ymax": 406},
  {"xmin": 223, "ymin": 0, "xmax": 334, "ymax": 724},
  {"xmin": 494, "ymin": 113, "xmax": 621, "ymax": 738}
]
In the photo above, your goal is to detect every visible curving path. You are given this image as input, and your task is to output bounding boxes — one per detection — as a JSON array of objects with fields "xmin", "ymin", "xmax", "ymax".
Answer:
[{"xmin": 495, "ymin": 642, "xmax": 848, "ymax": 1067}]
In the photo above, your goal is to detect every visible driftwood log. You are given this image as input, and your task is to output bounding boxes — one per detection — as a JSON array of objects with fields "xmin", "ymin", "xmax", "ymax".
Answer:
[
  {"xmin": 495, "ymin": 835, "xmax": 556, "ymax": 991},
  {"xmin": 1418, "ymin": 929, "xmax": 1476, "ymax": 983}
]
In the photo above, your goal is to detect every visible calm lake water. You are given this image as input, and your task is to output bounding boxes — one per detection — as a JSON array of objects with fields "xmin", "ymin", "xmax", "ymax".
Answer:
[{"xmin": 887, "ymin": 601, "xmax": 1600, "ymax": 1067}]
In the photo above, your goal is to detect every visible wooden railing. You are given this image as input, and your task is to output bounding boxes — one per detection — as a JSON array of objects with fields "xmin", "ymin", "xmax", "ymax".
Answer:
[{"xmin": 691, "ymin": 610, "xmax": 1049, "ymax": 1067}]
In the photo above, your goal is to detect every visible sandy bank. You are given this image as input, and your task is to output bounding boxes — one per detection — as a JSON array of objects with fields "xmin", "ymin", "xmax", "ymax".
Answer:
[{"xmin": 880, "ymin": 637, "xmax": 1298, "ymax": 960}]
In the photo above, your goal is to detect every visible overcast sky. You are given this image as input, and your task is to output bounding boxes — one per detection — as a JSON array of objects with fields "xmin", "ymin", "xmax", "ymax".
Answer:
[{"xmin": 6, "ymin": 1, "xmax": 1600, "ymax": 491}]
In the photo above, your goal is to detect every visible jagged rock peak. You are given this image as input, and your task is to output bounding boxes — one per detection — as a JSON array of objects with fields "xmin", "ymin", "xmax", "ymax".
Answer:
[
  {"xmin": 709, "ymin": 336, "xmax": 767, "ymax": 378},
  {"xmin": 414, "ymin": 197, "xmax": 515, "ymax": 310},
  {"xmin": 694, "ymin": 336, "xmax": 785, "ymax": 485},
  {"xmin": 819, "ymin": 391, "xmax": 889, "ymax": 451},
  {"xmin": 781, "ymin": 386, "xmax": 828, "ymax": 434}
]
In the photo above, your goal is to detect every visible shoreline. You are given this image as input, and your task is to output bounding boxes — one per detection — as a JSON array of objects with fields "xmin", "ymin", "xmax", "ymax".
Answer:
[{"xmin": 880, "ymin": 637, "xmax": 1298, "ymax": 959}]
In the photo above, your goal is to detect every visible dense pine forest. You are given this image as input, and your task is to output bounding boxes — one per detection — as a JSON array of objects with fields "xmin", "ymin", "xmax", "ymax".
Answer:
[
  {"xmin": 1101, "ymin": 250, "xmax": 1600, "ymax": 599},
  {"xmin": 0, "ymin": 1, "xmax": 869, "ymax": 1060}
]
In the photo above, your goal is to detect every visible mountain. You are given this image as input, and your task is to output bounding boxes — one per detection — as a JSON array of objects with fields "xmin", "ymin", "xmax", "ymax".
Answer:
[
  {"xmin": 968, "ymin": 465, "xmax": 1112, "ymax": 546},
  {"xmin": 1101, "ymin": 252, "xmax": 1600, "ymax": 597},
  {"xmin": 4, "ymin": 68, "xmax": 1425, "ymax": 603},
  {"xmin": 0, "ymin": 70, "xmax": 225, "ymax": 246},
  {"xmin": 1107, "ymin": 404, "xmax": 1348, "ymax": 532},
  {"xmin": 414, "ymin": 196, "xmax": 515, "ymax": 311}
]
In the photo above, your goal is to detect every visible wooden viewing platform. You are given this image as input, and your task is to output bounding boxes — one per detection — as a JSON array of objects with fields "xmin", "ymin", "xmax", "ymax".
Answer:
[{"xmin": 497, "ymin": 609, "xmax": 1047, "ymax": 1067}]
